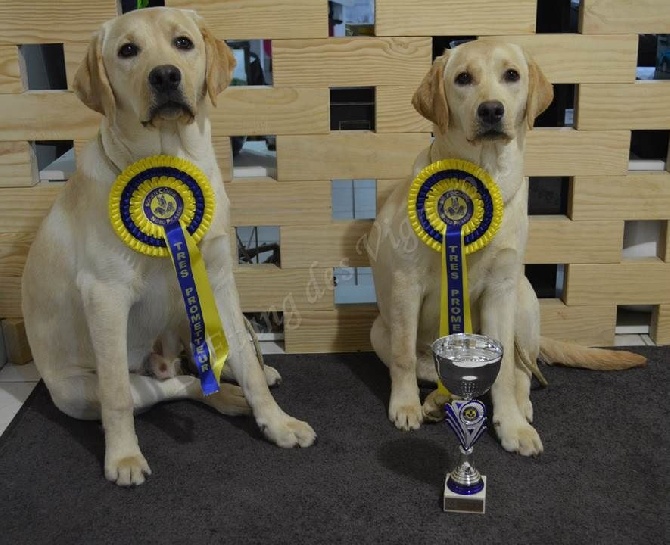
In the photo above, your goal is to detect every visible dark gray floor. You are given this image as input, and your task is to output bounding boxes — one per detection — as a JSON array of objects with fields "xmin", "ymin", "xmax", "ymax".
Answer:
[{"xmin": 1, "ymin": 348, "xmax": 668, "ymax": 545}]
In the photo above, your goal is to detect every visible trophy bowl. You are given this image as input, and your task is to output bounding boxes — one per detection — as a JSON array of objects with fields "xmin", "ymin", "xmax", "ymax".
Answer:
[{"xmin": 431, "ymin": 333, "xmax": 503, "ymax": 400}]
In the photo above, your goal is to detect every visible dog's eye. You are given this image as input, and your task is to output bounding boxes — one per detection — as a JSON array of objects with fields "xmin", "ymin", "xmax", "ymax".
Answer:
[
  {"xmin": 454, "ymin": 72, "xmax": 473, "ymax": 86},
  {"xmin": 503, "ymin": 69, "xmax": 520, "ymax": 82},
  {"xmin": 118, "ymin": 43, "xmax": 139, "ymax": 59},
  {"xmin": 174, "ymin": 36, "xmax": 194, "ymax": 51}
]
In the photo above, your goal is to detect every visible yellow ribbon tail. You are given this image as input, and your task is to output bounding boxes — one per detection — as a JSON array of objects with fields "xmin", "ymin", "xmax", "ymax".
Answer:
[{"xmin": 183, "ymin": 229, "xmax": 229, "ymax": 382}]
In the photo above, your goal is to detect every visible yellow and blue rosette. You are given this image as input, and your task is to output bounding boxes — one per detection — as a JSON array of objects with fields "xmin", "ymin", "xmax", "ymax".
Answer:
[
  {"xmin": 109, "ymin": 155, "xmax": 228, "ymax": 396},
  {"xmin": 408, "ymin": 159, "xmax": 503, "ymax": 395}
]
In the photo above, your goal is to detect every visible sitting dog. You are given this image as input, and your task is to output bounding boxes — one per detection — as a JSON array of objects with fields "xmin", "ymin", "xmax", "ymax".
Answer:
[
  {"xmin": 21, "ymin": 7, "xmax": 315, "ymax": 486},
  {"xmin": 367, "ymin": 40, "xmax": 645, "ymax": 455}
]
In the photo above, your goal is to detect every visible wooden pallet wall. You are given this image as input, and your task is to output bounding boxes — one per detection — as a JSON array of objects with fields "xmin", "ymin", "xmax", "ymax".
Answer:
[{"xmin": 1, "ymin": 0, "xmax": 669, "ymax": 359}]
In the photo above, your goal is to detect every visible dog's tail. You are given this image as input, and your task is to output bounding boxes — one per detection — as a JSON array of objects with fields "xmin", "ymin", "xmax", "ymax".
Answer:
[{"xmin": 539, "ymin": 337, "xmax": 646, "ymax": 371}]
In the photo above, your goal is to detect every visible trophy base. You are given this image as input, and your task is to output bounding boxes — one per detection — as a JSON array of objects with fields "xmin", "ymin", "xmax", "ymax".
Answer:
[{"xmin": 443, "ymin": 475, "xmax": 487, "ymax": 514}]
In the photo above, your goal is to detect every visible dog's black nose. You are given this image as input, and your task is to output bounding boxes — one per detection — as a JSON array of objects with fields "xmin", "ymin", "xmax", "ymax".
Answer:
[
  {"xmin": 148, "ymin": 65, "xmax": 182, "ymax": 93},
  {"xmin": 477, "ymin": 101, "xmax": 505, "ymax": 125}
]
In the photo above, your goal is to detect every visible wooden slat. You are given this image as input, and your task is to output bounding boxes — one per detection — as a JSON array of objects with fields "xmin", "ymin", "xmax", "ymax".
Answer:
[
  {"xmin": 571, "ymin": 173, "xmax": 670, "ymax": 221},
  {"xmin": 0, "ymin": 92, "xmax": 99, "ymax": 141},
  {"xmin": 227, "ymin": 180, "xmax": 330, "ymax": 226},
  {"xmin": 0, "ymin": 1, "xmax": 117, "ymax": 45},
  {"xmin": 376, "ymin": 86, "xmax": 432, "ymax": 133},
  {"xmin": 580, "ymin": 0, "xmax": 670, "ymax": 34},
  {"xmin": 662, "ymin": 221, "xmax": 670, "ymax": 263},
  {"xmin": 1, "ymin": 319, "xmax": 32, "ymax": 365},
  {"xmin": 539, "ymin": 299, "xmax": 616, "ymax": 347},
  {"xmin": 483, "ymin": 34, "xmax": 637, "ymax": 84},
  {"xmin": 565, "ymin": 260, "xmax": 670, "ymax": 306},
  {"xmin": 0, "ymin": 45, "xmax": 22, "ymax": 93},
  {"xmin": 235, "ymin": 266, "xmax": 333, "ymax": 312},
  {"xmin": 0, "ymin": 142, "xmax": 36, "ymax": 187},
  {"xmin": 0, "ymin": 232, "xmax": 35, "ymax": 280},
  {"xmin": 282, "ymin": 221, "xmax": 372, "ymax": 269},
  {"xmin": 284, "ymin": 305, "xmax": 378, "ymax": 354},
  {"xmin": 0, "ymin": 184, "xmax": 61, "ymax": 233},
  {"xmin": 376, "ymin": 0, "xmax": 536, "ymax": 36},
  {"xmin": 577, "ymin": 82, "xmax": 670, "ymax": 130},
  {"xmin": 0, "ymin": 278, "xmax": 21, "ymax": 317},
  {"xmin": 212, "ymin": 87, "xmax": 328, "ymax": 136},
  {"xmin": 212, "ymin": 137, "xmax": 232, "ymax": 182},
  {"xmin": 273, "ymin": 38, "xmax": 432, "ymax": 87},
  {"xmin": 277, "ymin": 132, "xmax": 430, "ymax": 181},
  {"xmin": 651, "ymin": 305, "xmax": 670, "ymax": 345},
  {"xmin": 166, "ymin": 0, "xmax": 326, "ymax": 40},
  {"xmin": 63, "ymin": 42, "xmax": 87, "ymax": 90},
  {"xmin": 524, "ymin": 129, "xmax": 629, "ymax": 177},
  {"xmin": 525, "ymin": 217, "xmax": 623, "ymax": 264}
]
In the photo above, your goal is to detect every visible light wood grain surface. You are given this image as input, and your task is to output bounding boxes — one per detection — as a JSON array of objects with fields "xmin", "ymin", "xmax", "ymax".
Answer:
[
  {"xmin": 273, "ymin": 37, "xmax": 432, "ymax": 87},
  {"xmin": 539, "ymin": 299, "xmax": 616, "ymax": 346},
  {"xmin": 580, "ymin": 0, "xmax": 670, "ymax": 34},
  {"xmin": 0, "ymin": 45, "xmax": 22, "ymax": 93},
  {"xmin": 376, "ymin": 86, "xmax": 432, "ymax": 133},
  {"xmin": 0, "ymin": 142, "xmax": 36, "ymax": 187},
  {"xmin": 376, "ymin": 0, "xmax": 536, "ymax": 36},
  {"xmin": 571, "ymin": 173, "xmax": 670, "ymax": 221},
  {"xmin": 577, "ymin": 82, "xmax": 670, "ymax": 130}
]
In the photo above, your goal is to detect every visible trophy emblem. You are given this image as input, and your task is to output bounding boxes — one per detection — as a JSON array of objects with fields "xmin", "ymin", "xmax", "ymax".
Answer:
[{"xmin": 432, "ymin": 333, "xmax": 503, "ymax": 514}]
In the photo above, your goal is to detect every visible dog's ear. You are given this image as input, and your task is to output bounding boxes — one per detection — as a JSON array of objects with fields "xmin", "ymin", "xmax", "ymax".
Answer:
[
  {"xmin": 524, "ymin": 53, "xmax": 553, "ymax": 130},
  {"xmin": 73, "ymin": 29, "xmax": 116, "ymax": 117},
  {"xmin": 412, "ymin": 51, "xmax": 450, "ymax": 133},
  {"xmin": 198, "ymin": 22, "xmax": 236, "ymax": 107}
]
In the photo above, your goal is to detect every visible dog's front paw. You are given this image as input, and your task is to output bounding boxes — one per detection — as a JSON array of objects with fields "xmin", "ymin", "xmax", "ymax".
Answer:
[
  {"xmin": 263, "ymin": 365, "xmax": 282, "ymax": 387},
  {"xmin": 495, "ymin": 417, "xmax": 543, "ymax": 456},
  {"xmin": 105, "ymin": 451, "xmax": 151, "ymax": 486},
  {"xmin": 260, "ymin": 412, "xmax": 316, "ymax": 448},
  {"xmin": 204, "ymin": 383, "xmax": 252, "ymax": 416},
  {"xmin": 389, "ymin": 385, "xmax": 422, "ymax": 430}
]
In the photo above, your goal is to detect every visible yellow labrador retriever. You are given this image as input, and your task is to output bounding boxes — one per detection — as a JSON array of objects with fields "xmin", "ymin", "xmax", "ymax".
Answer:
[
  {"xmin": 367, "ymin": 40, "xmax": 644, "ymax": 455},
  {"xmin": 21, "ymin": 7, "xmax": 315, "ymax": 486}
]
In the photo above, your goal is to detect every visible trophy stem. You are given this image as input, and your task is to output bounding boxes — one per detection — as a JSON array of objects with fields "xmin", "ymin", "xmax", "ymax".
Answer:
[{"xmin": 447, "ymin": 446, "xmax": 484, "ymax": 495}]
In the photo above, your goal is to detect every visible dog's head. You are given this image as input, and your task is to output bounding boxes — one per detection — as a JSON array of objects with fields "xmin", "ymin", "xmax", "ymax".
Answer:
[
  {"xmin": 73, "ymin": 7, "xmax": 236, "ymax": 127},
  {"xmin": 412, "ymin": 40, "xmax": 553, "ymax": 142}
]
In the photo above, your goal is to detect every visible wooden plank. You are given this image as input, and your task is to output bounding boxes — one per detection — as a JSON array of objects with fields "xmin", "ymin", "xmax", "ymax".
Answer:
[
  {"xmin": 212, "ymin": 137, "xmax": 232, "ymax": 182},
  {"xmin": 284, "ymin": 305, "xmax": 378, "ymax": 354},
  {"xmin": 0, "ymin": 278, "xmax": 21, "ymax": 317},
  {"xmin": 227, "ymin": 180, "xmax": 331, "ymax": 226},
  {"xmin": 580, "ymin": 0, "xmax": 670, "ymax": 34},
  {"xmin": 0, "ymin": 184, "xmax": 61, "ymax": 233},
  {"xmin": 0, "ymin": 1, "xmax": 117, "ymax": 45},
  {"xmin": 165, "ymin": 0, "xmax": 327, "ymax": 40},
  {"xmin": 651, "ymin": 305, "xmax": 670, "ymax": 345},
  {"xmin": 0, "ymin": 232, "xmax": 35, "ymax": 280},
  {"xmin": 277, "ymin": 132, "xmax": 430, "ymax": 181},
  {"xmin": 63, "ymin": 42, "xmax": 87, "ymax": 90},
  {"xmin": 525, "ymin": 216, "xmax": 623, "ymax": 264},
  {"xmin": 0, "ymin": 45, "xmax": 22, "ymax": 93},
  {"xmin": 662, "ymin": 221, "xmax": 670, "ymax": 263},
  {"xmin": 235, "ymin": 266, "xmax": 334, "ymax": 312},
  {"xmin": 0, "ymin": 92, "xmax": 99, "ymax": 142},
  {"xmin": 565, "ymin": 260, "xmax": 670, "ymax": 306},
  {"xmin": 212, "ymin": 87, "xmax": 329, "ymax": 136},
  {"xmin": 571, "ymin": 173, "xmax": 670, "ymax": 221},
  {"xmin": 273, "ymin": 38, "xmax": 432, "ymax": 87},
  {"xmin": 282, "ymin": 221, "xmax": 372, "ymax": 269},
  {"xmin": 539, "ymin": 299, "xmax": 616, "ymax": 347},
  {"xmin": 1, "ymin": 319, "xmax": 32, "ymax": 365},
  {"xmin": 376, "ymin": 0, "xmax": 536, "ymax": 36},
  {"xmin": 577, "ymin": 82, "xmax": 670, "ymax": 130},
  {"xmin": 0, "ymin": 142, "xmax": 36, "ymax": 187},
  {"xmin": 376, "ymin": 87, "xmax": 432, "ymax": 133},
  {"xmin": 483, "ymin": 34, "xmax": 637, "ymax": 84},
  {"xmin": 524, "ymin": 129, "xmax": 629, "ymax": 177}
]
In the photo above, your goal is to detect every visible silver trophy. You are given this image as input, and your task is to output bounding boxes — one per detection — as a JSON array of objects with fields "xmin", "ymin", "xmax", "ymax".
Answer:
[{"xmin": 432, "ymin": 333, "xmax": 503, "ymax": 514}]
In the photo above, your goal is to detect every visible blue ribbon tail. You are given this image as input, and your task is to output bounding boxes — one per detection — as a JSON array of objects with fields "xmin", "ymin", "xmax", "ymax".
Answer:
[{"xmin": 165, "ymin": 223, "xmax": 219, "ymax": 396}]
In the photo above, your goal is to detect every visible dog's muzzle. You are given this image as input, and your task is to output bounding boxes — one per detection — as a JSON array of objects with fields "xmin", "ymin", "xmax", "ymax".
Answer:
[
  {"xmin": 475, "ymin": 100, "xmax": 508, "ymax": 140},
  {"xmin": 144, "ymin": 64, "xmax": 194, "ymax": 125}
]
